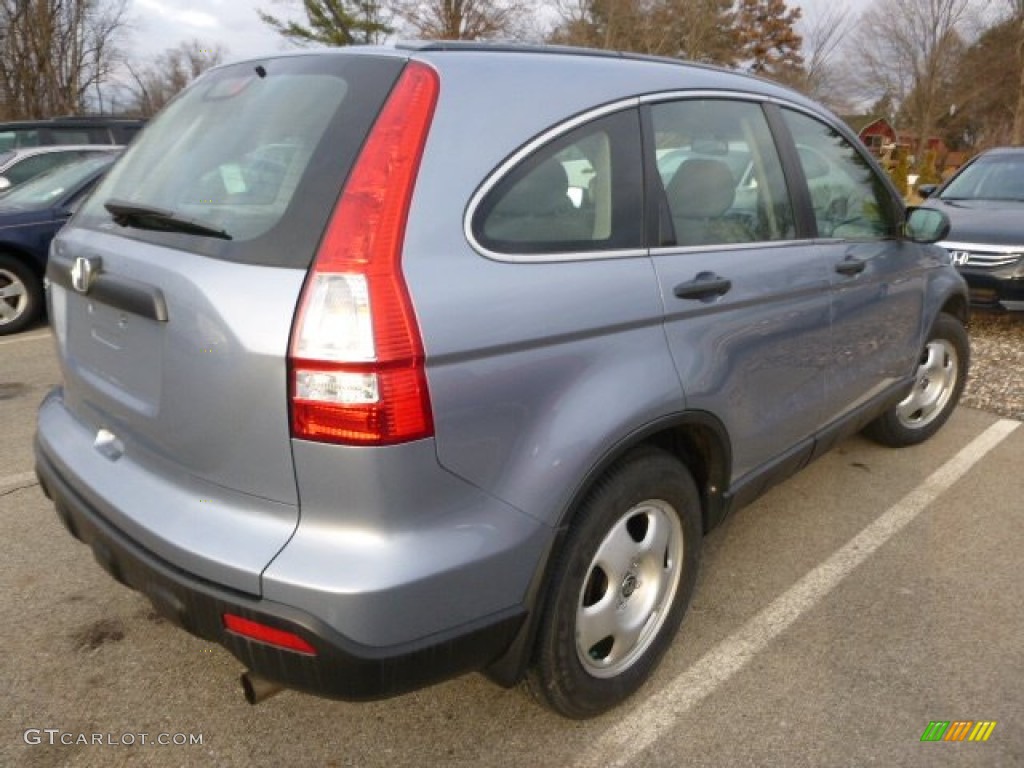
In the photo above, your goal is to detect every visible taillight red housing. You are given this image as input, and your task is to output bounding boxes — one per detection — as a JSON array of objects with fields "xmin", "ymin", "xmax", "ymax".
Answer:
[{"xmin": 289, "ymin": 62, "xmax": 439, "ymax": 445}]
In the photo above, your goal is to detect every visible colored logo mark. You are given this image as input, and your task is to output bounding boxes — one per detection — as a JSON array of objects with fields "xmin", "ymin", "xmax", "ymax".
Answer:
[{"xmin": 921, "ymin": 721, "xmax": 997, "ymax": 742}]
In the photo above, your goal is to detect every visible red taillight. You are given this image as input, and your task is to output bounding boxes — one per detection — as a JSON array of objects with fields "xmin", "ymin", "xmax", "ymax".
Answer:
[
  {"xmin": 289, "ymin": 62, "xmax": 439, "ymax": 445},
  {"xmin": 222, "ymin": 613, "xmax": 317, "ymax": 655}
]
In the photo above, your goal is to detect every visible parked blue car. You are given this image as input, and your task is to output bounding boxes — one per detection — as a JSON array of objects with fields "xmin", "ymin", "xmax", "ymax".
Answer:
[{"xmin": 0, "ymin": 152, "xmax": 117, "ymax": 334}]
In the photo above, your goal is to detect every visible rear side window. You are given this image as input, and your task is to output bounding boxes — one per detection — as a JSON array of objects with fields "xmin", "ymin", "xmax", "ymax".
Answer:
[
  {"xmin": 651, "ymin": 99, "xmax": 795, "ymax": 247},
  {"xmin": 0, "ymin": 130, "xmax": 39, "ymax": 149},
  {"xmin": 780, "ymin": 109, "xmax": 897, "ymax": 239},
  {"xmin": 472, "ymin": 109, "xmax": 643, "ymax": 256},
  {"xmin": 47, "ymin": 128, "xmax": 92, "ymax": 145},
  {"xmin": 76, "ymin": 55, "xmax": 405, "ymax": 268}
]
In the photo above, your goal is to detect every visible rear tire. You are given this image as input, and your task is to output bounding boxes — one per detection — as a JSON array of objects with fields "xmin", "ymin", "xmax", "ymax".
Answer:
[
  {"xmin": 864, "ymin": 313, "xmax": 968, "ymax": 447},
  {"xmin": 527, "ymin": 446, "xmax": 702, "ymax": 719},
  {"xmin": 0, "ymin": 254, "xmax": 43, "ymax": 336}
]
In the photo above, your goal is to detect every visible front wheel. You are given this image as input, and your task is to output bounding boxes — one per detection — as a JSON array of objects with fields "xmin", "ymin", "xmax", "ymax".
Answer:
[
  {"xmin": 527, "ymin": 446, "xmax": 702, "ymax": 719},
  {"xmin": 864, "ymin": 313, "xmax": 969, "ymax": 447}
]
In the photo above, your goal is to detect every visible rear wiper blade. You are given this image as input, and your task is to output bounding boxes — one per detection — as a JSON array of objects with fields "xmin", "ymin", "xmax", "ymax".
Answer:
[{"xmin": 104, "ymin": 199, "xmax": 232, "ymax": 240}]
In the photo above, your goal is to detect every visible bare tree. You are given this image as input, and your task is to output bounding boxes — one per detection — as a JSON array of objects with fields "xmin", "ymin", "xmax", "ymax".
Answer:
[
  {"xmin": 1009, "ymin": 0, "xmax": 1024, "ymax": 143},
  {"xmin": 0, "ymin": 0, "xmax": 128, "ymax": 119},
  {"xmin": 943, "ymin": 3, "xmax": 1024, "ymax": 148},
  {"xmin": 125, "ymin": 40, "xmax": 227, "ymax": 117},
  {"xmin": 548, "ymin": 0, "xmax": 737, "ymax": 63},
  {"xmin": 547, "ymin": 0, "xmax": 649, "ymax": 52},
  {"xmin": 791, "ymin": 2, "xmax": 857, "ymax": 108},
  {"xmin": 853, "ymin": 0, "xmax": 975, "ymax": 170},
  {"xmin": 393, "ymin": 0, "xmax": 529, "ymax": 39}
]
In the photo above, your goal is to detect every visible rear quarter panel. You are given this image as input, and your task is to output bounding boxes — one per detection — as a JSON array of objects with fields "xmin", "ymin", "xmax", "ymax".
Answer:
[{"xmin": 402, "ymin": 54, "xmax": 720, "ymax": 526}]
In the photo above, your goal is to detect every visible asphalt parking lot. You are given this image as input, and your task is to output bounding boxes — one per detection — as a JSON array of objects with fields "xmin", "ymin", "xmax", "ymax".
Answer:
[{"xmin": 2, "ymin": 327, "xmax": 1022, "ymax": 768}]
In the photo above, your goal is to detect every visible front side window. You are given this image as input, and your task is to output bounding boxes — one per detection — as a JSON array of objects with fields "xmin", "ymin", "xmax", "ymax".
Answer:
[
  {"xmin": 781, "ymin": 109, "xmax": 896, "ymax": 239},
  {"xmin": 473, "ymin": 109, "xmax": 643, "ymax": 256},
  {"xmin": 651, "ymin": 99, "xmax": 795, "ymax": 247}
]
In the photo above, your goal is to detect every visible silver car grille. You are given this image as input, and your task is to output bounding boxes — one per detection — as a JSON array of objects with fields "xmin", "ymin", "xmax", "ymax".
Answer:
[{"xmin": 940, "ymin": 242, "xmax": 1024, "ymax": 269}]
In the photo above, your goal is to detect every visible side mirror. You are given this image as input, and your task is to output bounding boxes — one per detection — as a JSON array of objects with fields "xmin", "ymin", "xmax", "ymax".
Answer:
[
  {"xmin": 904, "ymin": 206, "xmax": 950, "ymax": 244},
  {"xmin": 917, "ymin": 184, "xmax": 938, "ymax": 199}
]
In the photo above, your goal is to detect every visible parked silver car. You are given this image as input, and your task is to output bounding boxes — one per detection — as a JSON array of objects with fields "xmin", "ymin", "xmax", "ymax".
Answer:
[
  {"xmin": 0, "ymin": 145, "xmax": 118, "ymax": 191},
  {"xmin": 35, "ymin": 43, "xmax": 968, "ymax": 718}
]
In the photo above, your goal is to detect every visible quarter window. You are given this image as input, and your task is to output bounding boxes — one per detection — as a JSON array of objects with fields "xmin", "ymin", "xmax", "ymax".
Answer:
[
  {"xmin": 651, "ymin": 99, "xmax": 795, "ymax": 247},
  {"xmin": 473, "ymin": 109, "xmax": 643, "ymax": 255},
  {"xmin": 781, "ymin": 109, "xmax": 896, "ymax": 239}
]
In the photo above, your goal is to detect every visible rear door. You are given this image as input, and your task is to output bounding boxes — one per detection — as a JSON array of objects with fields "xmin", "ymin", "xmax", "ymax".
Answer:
[
  {"xmin": 645, "ymin": 97, "xmax": 832, "ymax": 486},
  {"xmin": 42, "ymin": 55, "xmax": 404, "ymax": 592}
]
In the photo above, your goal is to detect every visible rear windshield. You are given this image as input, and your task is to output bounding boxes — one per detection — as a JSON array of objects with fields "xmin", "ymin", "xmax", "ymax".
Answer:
[{"xmin": 75, "ymin": 54, "xmax": 405, "ymax": 268}]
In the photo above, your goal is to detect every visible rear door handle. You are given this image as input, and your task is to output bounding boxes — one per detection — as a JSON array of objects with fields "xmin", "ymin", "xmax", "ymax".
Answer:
[
  {"xmin": 674, "ymin": 272, "xmax": 732, "ymax": 301},
  {"xmin": 835, "ymin": 258, "xmax": 866, "ymax": 276}
]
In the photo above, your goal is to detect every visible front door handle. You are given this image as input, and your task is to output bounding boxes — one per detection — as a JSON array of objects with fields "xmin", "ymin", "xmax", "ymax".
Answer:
[
  {"xmin": 835, "ymin": 258, "xmax": 867, "ymax": 276},
  {"xmin": 674, "ymin": 272, "xmax": 732, "ymax": 301}
]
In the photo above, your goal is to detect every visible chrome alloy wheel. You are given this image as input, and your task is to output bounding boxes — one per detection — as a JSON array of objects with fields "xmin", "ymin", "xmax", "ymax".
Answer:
[
  {"xmin": 896, "ymin": 338, "xmax": 959, "ymax": 430},
  {"xmin": 0, "ymin": 267, "xmax": 29, "ymax": 327},
  {"xmin": 575, "ymin": 499, "xmax": 685, "ymax": 678}
]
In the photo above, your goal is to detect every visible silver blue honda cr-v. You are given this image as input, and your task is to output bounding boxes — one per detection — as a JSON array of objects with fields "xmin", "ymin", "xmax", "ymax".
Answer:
[{"xmin": 35, "ymin": 42, "xmax": 968, "ymax": 718}]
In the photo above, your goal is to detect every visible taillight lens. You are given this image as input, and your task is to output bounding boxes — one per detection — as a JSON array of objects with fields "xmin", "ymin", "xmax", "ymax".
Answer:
[{"xmin": 289, "ymin": 62, "xmax": 438, "ymax": 445}]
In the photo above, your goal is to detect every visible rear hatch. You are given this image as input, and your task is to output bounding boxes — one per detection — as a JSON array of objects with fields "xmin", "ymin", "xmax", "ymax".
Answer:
[{"xmin": 41, "ymin": 52, "xmax": 406, "ymax": 593}]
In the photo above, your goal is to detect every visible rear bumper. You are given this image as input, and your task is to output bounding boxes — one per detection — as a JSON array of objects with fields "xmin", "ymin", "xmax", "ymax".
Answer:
[{"xmin": 35, "ymin": 436, "xmax": 526, "ymax": 701}]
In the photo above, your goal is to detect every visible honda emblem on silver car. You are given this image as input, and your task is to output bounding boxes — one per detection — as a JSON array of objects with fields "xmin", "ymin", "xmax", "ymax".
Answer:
[
  {"xmin": 950, "ymin": 250, "xmax": 971, "ymax": 266},
  {"xmin": 70, "ymin": 256, "xmax": 101, "ymax": 294}
]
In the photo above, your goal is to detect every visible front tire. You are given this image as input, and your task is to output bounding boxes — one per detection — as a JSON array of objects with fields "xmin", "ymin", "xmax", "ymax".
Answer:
[
  {"xmin": 528, "ymin": 446, "xmax": 702, "ymax": 718},
  {"xmin": 864, "ymin": 313, "xmax": 969, "ymax": 447},
  {"xmin": 0, "ymin": 254, "xmax": 43, "ymax": 336}
]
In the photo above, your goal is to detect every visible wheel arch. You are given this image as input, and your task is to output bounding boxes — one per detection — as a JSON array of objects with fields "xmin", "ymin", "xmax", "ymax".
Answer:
[
  {"xmin": 0, "ymin": 244, "xmax": 46, "ymax": 280},
  {"xmin": 941, "ymin": 292, "xmax": 969, "ymax": 326},
  {"xmin": 483, "ymin": 410, "xmax": 732, "ymax": 687}
]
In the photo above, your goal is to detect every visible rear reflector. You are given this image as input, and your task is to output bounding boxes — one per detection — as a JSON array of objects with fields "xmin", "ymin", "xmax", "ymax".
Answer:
[
  {"xmin": 289, "ymin": 61, "xmax": 439, "ymax": 445},
  {"xmin": 223, "ymin": 613, "xmax": 317, "ymax": 655}
]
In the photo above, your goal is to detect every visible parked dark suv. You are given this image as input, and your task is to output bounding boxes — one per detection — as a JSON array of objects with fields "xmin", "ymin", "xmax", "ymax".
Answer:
[
  {"xmin": 34, "ymin": 43, "xmax": 969, "ymax": 719},
  {"xmin": 0, "ymin": 117, "xmax": 144, "ymax": 151}
]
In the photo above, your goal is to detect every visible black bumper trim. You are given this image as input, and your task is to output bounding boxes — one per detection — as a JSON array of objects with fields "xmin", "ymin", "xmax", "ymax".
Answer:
[{"xmin": 35, "ymin": 436, "xmax": 525, "ymax": 701}]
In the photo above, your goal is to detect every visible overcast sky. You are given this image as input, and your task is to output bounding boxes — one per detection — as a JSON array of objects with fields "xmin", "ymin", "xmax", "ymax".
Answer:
[
  {"xmin": 127, "ymin": 0, "xmax": 291, "ymax": 64},
  {"xmin": 125, "ymin": 0, "xmax": 854, "ymax": 68}
]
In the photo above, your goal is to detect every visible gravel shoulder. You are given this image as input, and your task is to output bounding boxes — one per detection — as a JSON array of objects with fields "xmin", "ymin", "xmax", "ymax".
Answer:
[{"xmin": 962, "ymin": 311, "xmax": 1024, "ymax": 421}]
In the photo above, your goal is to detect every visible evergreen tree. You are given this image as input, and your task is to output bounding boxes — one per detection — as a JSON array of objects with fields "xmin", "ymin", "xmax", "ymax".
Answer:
[
  {"xmin": 259, "ymin": 0, "xmax": 392, "ymax": 46},
  {"xmin": 734, "ymin": 0, "xmax": 803, "ymax": 79}
]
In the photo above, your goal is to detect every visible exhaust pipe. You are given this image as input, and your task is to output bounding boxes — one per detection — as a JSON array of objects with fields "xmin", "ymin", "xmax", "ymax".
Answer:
[{"xmin": 241, "ymin": 671, "xmax": 285, "ymax": 705}]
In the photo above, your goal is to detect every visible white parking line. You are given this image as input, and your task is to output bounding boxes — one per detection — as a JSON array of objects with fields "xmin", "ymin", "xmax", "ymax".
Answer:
[
  {"xmin": 578, "ymin": 418, "xmax": 1021, "ymax": 768},
  {"xmin": 0, "ymin": 470, "xmax": 39, "ymax": 495},
  {"xmin": 0, "ymin": 330, "xmax": 52, "ymax": 347}
]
